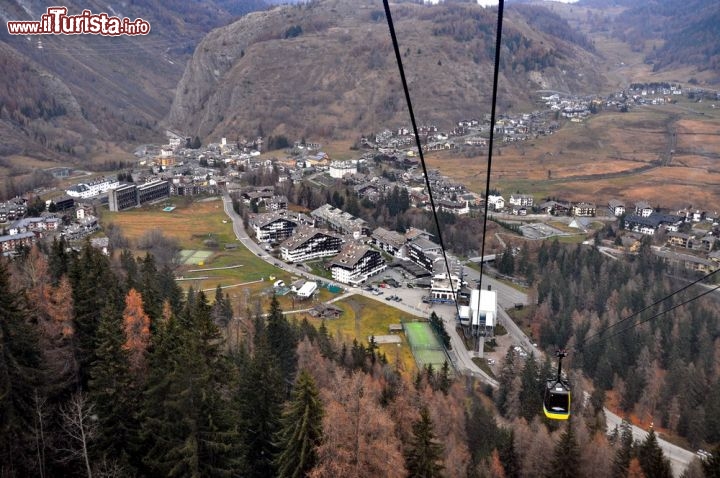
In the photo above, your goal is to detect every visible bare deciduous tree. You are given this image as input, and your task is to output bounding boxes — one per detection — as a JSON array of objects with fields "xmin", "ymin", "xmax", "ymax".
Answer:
[{"xmin": 57, "ymin": 393, "xmax": 97, "ymax": 478}]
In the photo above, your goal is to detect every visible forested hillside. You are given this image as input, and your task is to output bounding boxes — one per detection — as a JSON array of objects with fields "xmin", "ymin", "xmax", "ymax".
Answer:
[
  {"xmin": 1, "ymin": 240, "xmax": 719, "ymax": 477},
  {"xmin": 525, "ymin": 239, "xmax": 720, "ymax": 447}
]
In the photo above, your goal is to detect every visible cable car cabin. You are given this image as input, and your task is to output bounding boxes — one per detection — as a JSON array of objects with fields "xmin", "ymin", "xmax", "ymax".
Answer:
[{"xmin": 543, "ymin": 379, "xmax": 571, "ymax": 420}]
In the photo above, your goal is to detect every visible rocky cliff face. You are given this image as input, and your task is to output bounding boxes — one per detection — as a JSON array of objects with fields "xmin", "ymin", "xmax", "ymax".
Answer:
[
  {"xmin": 167, "ymin": 0, "xmax": 608, "ymax": 142},
  {"xmin": 0, "ymin": 0, "xmax": 265, "ymax": 164}
]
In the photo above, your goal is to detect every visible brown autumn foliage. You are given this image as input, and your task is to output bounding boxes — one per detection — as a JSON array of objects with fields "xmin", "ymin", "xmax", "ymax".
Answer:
[
  {"xmin": 626, "ymin": 457, "xmax": 646, "ymax": 478},
  {"xmin": 310, "ymin": 371, "xmax": 406, "ymax": 478},
  {"xmin": 579, "ymin": 432, "xmax": 613, "ymax": 478},
  {"xmin": 513, "ymin": 417, "xmax": 554, "ymax": 478},
  {"xmin": 489, "ymin": 449, "xmax": 506, "ymax": 478},
  {"xmin": 422, "ymin": 383, "xmax": 471, "ymax": 477},
  {"xmin": 14, "ymin": 249, "xmax": 78, "ymax": 389},
  {"xmin": 122, "ymin": 288, "xmax": 151, "ymax": 373}
]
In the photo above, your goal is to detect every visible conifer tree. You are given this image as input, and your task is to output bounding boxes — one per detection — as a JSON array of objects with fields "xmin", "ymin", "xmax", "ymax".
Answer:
[
  {"xmin": 119, "ymin": 249, "xmax": 138, "ymax": 291},
  {"xmin": 437, "ymin": 360, "xmax": 451, "ymax": 394},
  {"xmin": 274, "ymin": 370, "xmax": 324, "ymax": 478},
  {"xmin": 317, "ymin": 319, "xmax": 335, "ymax": 358},
  {"xmin": 612, "ymin": 420, "xmax": 635, "ymax": 478},
  {"xmin": 212, "ymin": 285, "xmax": 233, "ymax": 327},
  {"xmin": 519, "ymin": 353, "xmax": 541, "ymax": 421},
  {"xmin": 87, "ymin": 305, "xmax": 136, "ymax": 469},
  {"xmin": 497, "ymin": 428, "xmax": 520, "ymax": 478},
  {"xmin": 138, "ymin": 254, "xmax": 161, "ymax": 325},
  {"xmin": 237, "ymin": 336, "xmax": 283, "ymax": 478},
  {"xmin": 157, "ymin": 265, "xmax": 184, "ymax": 316},
  {"xmin": 637, "ymin": 428, "xmax": 672, "ymax": 478},
  {"xmin": 69, "ymin": 243, "xmax": 121, "ymax": 388},
  {"xmin": 121, "ymin": 289, "xmax": 151, "ymax": 375},
  {"xmin": 547, "ymin": 421, "xmax": 580, "ymax": 478},
  {"xmin": 466, "ymin": 394, "xmax": 499, "ymax": 466},
  {"xmin": 405, "ymin": 406, "xmax": 445, "ymax": 478},
  {"xmin": 48, "ymin": 236, "xmax": 70, "ymax": 285},
  {"xmin": 497, "ymin": 348, "xmax": 516, "ymax": 416},
  {"xmin": 141, "ymin": 301, "xmax": 239, "ymax": 477},
  {"xmin": 266, "ymin": 295, "xmax": 298, "ymax": 390},
  {"xmin": 0, "ymin": 260, "xmax": 43, "ymax": 476}
]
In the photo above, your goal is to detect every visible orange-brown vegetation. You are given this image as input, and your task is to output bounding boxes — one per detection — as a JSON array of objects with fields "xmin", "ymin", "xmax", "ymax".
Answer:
[
  {"xmin": 122, "ymin": 288, "xmax": 151, "ymax": 373},
  {"xmin": 425, "ymin": 109, "xmax": 720, "ymax": 210}
]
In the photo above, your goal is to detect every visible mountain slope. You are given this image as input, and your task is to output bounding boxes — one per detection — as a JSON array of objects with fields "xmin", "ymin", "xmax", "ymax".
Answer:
[
  {"xmin": 0, "ymin": 0, "xmax": 267, "ymax": 167},
  {"xmin": 167, "ymin": 0, "xmax": 608, "ymax": 142}
]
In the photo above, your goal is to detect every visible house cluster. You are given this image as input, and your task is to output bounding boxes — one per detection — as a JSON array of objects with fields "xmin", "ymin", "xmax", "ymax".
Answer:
[
  {"xmin": 541, "ymin": 93, "xmax": 597, "ymax": 122},
  {"xmin": 604, "ymin": 199, "xmax": 720, "ymax": 273},
  {"xmin": 367, "ymin": 110, "xmax": 559, "ymax": 156},
  {"xmin": 246, "ymin": 189, "xmax": 474, "ymax": 290},
  {"xmin": 0, "ymin": 197, "xmax": 102, "ymax": 256},
  {"xmin": 248, "ymin": 203, "xmax": 384, "ymax": 286},
  {"xmin": 0, "ymin": 198, "xmax": 27, "ymax": 223},
  {"xmin": 627, "ymin": 82, "xmax": 684, "ymax": 106}
]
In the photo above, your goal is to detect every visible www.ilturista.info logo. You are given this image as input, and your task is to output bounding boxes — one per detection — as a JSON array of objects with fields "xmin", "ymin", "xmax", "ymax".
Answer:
[{"xmin": 7, "ymin": 7, "xmax": 150, "ymax": 36}]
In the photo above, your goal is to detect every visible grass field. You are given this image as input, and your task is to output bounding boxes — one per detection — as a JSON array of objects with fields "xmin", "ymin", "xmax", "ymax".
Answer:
[
  {"xmin": 304, "ymin": 294, "xmax": 421, "ymax": 375},
  {"xmin": 99, "ymin": 198, "xmax": 341, "ymax": 311},
  {"xmin": 424, "ymin": 106, "xmax": 720, "ymax": 210}
]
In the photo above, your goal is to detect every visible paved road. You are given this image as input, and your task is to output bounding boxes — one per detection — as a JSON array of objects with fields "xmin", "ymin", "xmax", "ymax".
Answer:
[
  {"xmin": 462, "ymin": 267, "xmax": 530, "ymax": 309},
  {"xmin": 605, "ymin": 409, "xmax": 694, "ymax": 477},
  {"xmin": 222, "ymin": 191, "xmax": 696, "ymax": 471},
  {"xmin": 221, "ymin": 191, "xmax": 499, "ymax": 386}
]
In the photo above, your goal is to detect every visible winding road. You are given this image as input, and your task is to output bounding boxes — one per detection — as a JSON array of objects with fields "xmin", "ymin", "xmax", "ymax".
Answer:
[{"xmin": 220, "ymin": 190, "xmax": 695, "ymax": 476}]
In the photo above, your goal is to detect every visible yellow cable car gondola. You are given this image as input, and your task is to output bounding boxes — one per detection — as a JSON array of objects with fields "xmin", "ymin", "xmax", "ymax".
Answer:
[{"xmin": 543, "ymin": 350, "xmax": 571, "ymax": 420}]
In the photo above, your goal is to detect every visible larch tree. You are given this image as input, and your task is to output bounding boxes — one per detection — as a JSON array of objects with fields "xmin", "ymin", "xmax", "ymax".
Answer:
[
  {"xmin": 311, "ymin": 372, "xmax": 405, "ymax": 478},
  {"xmin": 34, "ymin": 274, "xmax": 79, "ymax": 400},
  {"xmin": 513, "ymin": 417, "xmax": 553, "ymax": 478},
  {"xmin": 275, "ymin": 369, "xmax": 324, "ymax": 478},
  {"xmin": 122, "ymin": 288, "xmax": 151, "ymax": 375},
  {"xmin": 626, "ymin": 458, "xmax": 645, "ymax": 478},
  {"xmin": 579, "ymin": 432, "xmax": 613, "ymax": 478},
  {"xmin": 405, "ymin": 406, "xmax": 445, "ymax": 478},
  {"xmin": 489, "ymin": 449, "xmax": 507, "ymax": 478}
]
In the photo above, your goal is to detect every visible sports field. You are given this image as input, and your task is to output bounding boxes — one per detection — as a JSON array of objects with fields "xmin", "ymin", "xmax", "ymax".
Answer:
[
  {"xmin": 179, "ymin": 250, "xmax": 213, "ymax": 265},
  {"xmin": 403, "ymin": 322, "xmax": 449, "ymax": 369}
]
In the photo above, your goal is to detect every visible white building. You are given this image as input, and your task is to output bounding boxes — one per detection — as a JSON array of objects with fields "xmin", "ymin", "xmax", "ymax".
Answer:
[
  {"xmin": 66, "ymin": 176, "xmax": 119, "ymax": 199},
  {"xmin": 463, "ymin": 289, "xmax": 496, "ymax": 335},
  {"xmin": 509, "ymin": 194, "xmax": 533, "ymax": 208},
  {"xmin": 330, "ymin": 244, "xmax": 386, "ymax": 285},
  {"xmin": 280, "ymin": 227, "xmax": 344, "ymax": 262},
  {"xmin": 328, "ymin": 161, "xmax": 357, "ymax": 179},
  {"xmin": 487, "ymin": 195, "xmax": 505, "ymax": 211},
  {"xmin": 296, "ymin": 281, "xmax": 318, "ymax": 299},
  {"xmin": 430, "ymin": 272, "xmax": 462, "ymax": 302}
]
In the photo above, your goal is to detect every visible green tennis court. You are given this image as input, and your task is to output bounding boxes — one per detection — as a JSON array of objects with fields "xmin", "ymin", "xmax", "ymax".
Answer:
[
  {"xmin": 179, "ymin": 249, "xmax": 213, "ymax": 265},
  {"xmin": 404, "ymin": 322, "xmax": 442, "ymax": 349},
  {"xmin": 404, "ymin": 322, "xmax": 449, "ymax": 369}
]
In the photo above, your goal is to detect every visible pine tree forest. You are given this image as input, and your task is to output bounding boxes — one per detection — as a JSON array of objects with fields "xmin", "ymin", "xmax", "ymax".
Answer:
[{"xmin": 1, "ymin": 239, "xmax": 720, "ymax": 477}]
